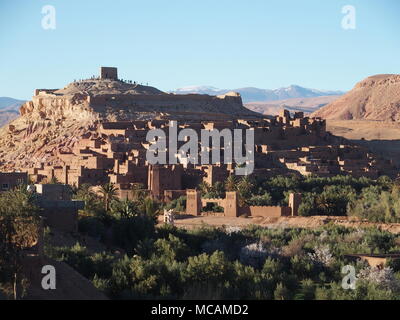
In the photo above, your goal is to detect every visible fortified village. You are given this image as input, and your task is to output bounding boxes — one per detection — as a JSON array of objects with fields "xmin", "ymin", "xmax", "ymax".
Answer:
[{"xmin": 0, "ymin": 67, "xmax": 397, "ymax": 220}]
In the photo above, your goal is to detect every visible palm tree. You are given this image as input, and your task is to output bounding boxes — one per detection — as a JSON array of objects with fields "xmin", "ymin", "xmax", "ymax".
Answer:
[
  {"xmin": 237, "ymin": 176, "xmax": 254, "ymax": 206},
  {"xmin": 198, "ymin": 181, "xmax": 210, "ymax": 195},
  {"xmin": 139, "ymin": 197, "xmax": 161, "ymax": 221},
  {"xmin": 73, "ymin": 184, "xmax": 101, "ymax": 214},
  {"xmin": 225, "ymin": 175, "xmax": 237, "ymax": 192},
  {"xmin": 112, "ymin": 198, "xmax": 137, "ymax": 219},
  {"xmin": 48, "ymin": 176, "xmax": 60, "ymax": 184},
  {"xmin": 0, "ymin": 186, "xmax": 40, "ymax": 299},
  {"xmin": 209, "ymin": 182, "xmax": 225, "ymax": 199},
  {"xmin": 131, "ymin": 183, "xmax": 147, "ymax": 201},
  {"xmin": 99, "ymin": 183, "xmax": 118, "ymax": 212}
]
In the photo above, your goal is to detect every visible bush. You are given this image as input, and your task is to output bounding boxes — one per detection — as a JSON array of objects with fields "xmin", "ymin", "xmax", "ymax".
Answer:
[
  {"xmin": 47, "ymin": 243, "xmax": 114, "ymax": 279},
  {"xmin": 274, "ymin": 283, "xmax": 290, "ymax": 300},
  {"xmin": 78, "ymin": 216, "xmax": 106, "ymax": 240},
  {"xmin": 108, "ymin": 255, "xmax": 184, "ymax": 299},
  {"xmin": 247, "ymin": 193, "xmax": 273, "ymax": 206},
  {"xmin": 201, "ymin": 202, "xmax": 224, "ymax": 213},
  {"xmin": 44, "ymin": 216, "xmax": 400, "ymax": 300},
  {"xmin": 164, "ymin": 196, "xmax": 186, "ymax": 212},
  {"xmin": 348, "ymin": 186, "xmax": 400, "ymax": 223},
  {"xmin": 112, "ymin": 217, "xmax": 156, "ymax": 255},
  {"xmin": 154, "ymin": 234, "xmax": 192, "ymax": 262},
  {"xmin": 185, "ymin": 251, "xmax": 232, "ymax": 286}
]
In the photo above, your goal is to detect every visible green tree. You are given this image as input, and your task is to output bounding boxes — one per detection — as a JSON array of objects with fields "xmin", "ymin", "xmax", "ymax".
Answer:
[
  {"xmin": 139, "ymin": 197, "xmax": 161, "ymax": 221},
  {"xmin": 274, "ymin": 283, "xmax": 290, "ymax": 300},
  {"xmin": 247, "ymin": 193, "xmax": 273, "ymax": 206},
  {"xmin": 185, "ymin": 251, "xmax": 232, "ymax": 287},
  {"xmin": 73, "ymin": 184, "xmax": 102, "ymax": 214},
  {"xmin": 131, "ymin": 183, "xmax": 147, "ymax": 201},
  {"xmin": 198, "ymin": 182, "xmax": 211, "ymax": 195},
  {"xmin": 0, "ymin": 186, "xmax": 40, "ymax": 299},
  {"xmin": 154, "ymin": 234, "xmax": 191, "ymax": 262},
  {"xmin": 99, "ymin": 183, "xmax": 119, "ymax": 212},
  {"xmin": 225, "ymin": 175, "xmax": 237, "ymax": 192},
  {"xmin": 111, "ymin": 198, "xmax": 138, "ymax": 219},
  {"xmin": 236, "ymin": 176, "xmax": 254, "ymax": 206},
  {"xmin": 164, "ymin": 196, "xmax": 186, "ymax": 212},
  {"xmin": 316, "ymin": 185, "xmax": 355, "ymax": 216}
]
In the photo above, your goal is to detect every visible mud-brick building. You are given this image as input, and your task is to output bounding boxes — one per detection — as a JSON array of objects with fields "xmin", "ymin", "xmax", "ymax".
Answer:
[
  {"xmin": 0, "ymin": 172, "xmax": 28, "ymax": 191},
  {"xmin": 35, "ymin": 184, "xmax": 84, "ymax": 233},
  {"xmin": 186, "ymin": 190, "xmax": 302, "ymax": 218},
  {"xmin": 148, "ymin": 165, "xmax": 183, "ymax": 199}
]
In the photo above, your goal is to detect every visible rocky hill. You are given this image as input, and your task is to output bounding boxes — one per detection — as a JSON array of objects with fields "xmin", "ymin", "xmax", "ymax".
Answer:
[
  {"xmin": 312, "ymin": 74, "xmax": 400, "ymax": 121},
  {"xmin": 0, "ymin": 97, "xmax": 25, "ymax": 109},
  {"xmin": 19, "ymin": 79, "xmax": 258, "ymax": 121},
  {"xmin": 0, "ymin": 77, "xmax": 259, "ymax": 170}
]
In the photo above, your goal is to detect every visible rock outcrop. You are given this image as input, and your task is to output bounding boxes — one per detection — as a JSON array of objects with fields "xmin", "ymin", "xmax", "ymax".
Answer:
[
  {"xmin": 312, "ymin": 74, "xmax": 400, "ymax": 121},
  {"xmin": 0, "ymin": 77, "xmax": 259, "ymax": 171},
  {"xmin": 21, "ymin": 79, "xmax": 259, "ymax": 122}
]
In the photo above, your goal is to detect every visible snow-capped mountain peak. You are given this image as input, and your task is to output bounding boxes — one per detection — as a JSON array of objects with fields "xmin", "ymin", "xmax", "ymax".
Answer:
[
  {"xmin": 171, "ymin": 85, "xmax": 345, "ymax": 103},
  {"xmin": 172, "ymin": 86, "xmax": 226, "ymax": 95}
]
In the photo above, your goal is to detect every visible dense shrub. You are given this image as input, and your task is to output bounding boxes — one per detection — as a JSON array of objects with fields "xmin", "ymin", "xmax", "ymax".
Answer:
[
  {"xmin": 78, "ymin": 216, "xmax": 107, "ymax": 240},
  {"xmin": 112, "ymin": 217, "xmax": 156, "ymax": 255},
  {"xmin": 164, "ymin": 196, "xmax": 186, "ymax": 212},
  {"xmin": 46, "ymin": 243, "xmax": 115, "ymax": 279},
  {"xmin": 44, "ymin": 198, "xmax": 400, "ymax": 300}
]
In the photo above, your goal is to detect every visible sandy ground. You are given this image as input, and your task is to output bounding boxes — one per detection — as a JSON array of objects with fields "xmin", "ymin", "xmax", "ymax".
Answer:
[
  {"xmin": 327, "ymin": 120, "xmax": 400, "ymax": 140},
  {"xmin": 327, "ymin": 120, "xmax": 400, "ymax": 165}
]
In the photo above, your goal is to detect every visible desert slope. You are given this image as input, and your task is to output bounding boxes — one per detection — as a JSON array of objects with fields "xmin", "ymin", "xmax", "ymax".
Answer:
[
  {"xmin": 312, "ymin": 74, "xmax": 400, "ymax": 121},
  {"xmin": 246, "ymin": 95, "xmax": 341, "ymax": 116}
]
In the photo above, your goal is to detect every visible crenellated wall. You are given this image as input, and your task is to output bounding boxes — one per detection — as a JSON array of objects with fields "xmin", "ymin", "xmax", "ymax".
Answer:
[
  {"xmin": 88, "ymin": 93, "xmax": 248, "ymax": 116},
  {"xmin": 186, "ymin": 190, "xmax": 299, "ymax": 218}
]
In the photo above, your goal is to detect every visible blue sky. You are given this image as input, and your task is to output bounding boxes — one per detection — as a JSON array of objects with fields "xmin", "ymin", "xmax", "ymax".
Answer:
[{"xmin": 0, "ymin": 0, "xmax": 399, "ymax": 100}]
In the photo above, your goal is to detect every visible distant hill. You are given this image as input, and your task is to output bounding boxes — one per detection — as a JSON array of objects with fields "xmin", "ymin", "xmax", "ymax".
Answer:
[
  {"xmin": 312, "ymin": 74, "xmax": 400, "ymax": 121},
  {"xmin": 172, "ymin": 86, "xmax": 226, "ymax": 96},
  {"xmin": 0, "ymin": 97, "xmax": 25, "ymax": 109},
  {"xmin": 172, "ymin": 85, "xmax": 344, "ymax": 103},
  {"xmin": 0, "ymin": 97, "xmax": 25, "ymax": 127},
  {"xmin": 245, "ymin": 95, "xmax": 342, "ymax": 116}
]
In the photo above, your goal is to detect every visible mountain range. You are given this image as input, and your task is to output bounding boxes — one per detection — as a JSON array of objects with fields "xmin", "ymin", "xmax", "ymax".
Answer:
[
  {"xmin": 0, "ymin": 97, "xmax": 25, "ymax": 109},
  {"xmin": 172, "ymin": 85, "xmax": 344, "ymax": 103},
  {"xmin": 246, "ymin": 95, "xmax": 342, "ymax": 116},
  {"xmin": 0, "ymin": 97, "xmax": 25, "ymax": 127}
]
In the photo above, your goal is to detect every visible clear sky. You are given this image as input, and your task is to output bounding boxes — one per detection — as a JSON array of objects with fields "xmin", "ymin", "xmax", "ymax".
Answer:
[{"xmin": 0, "ymin": 0, "xmax": 399, "ymax": 99}]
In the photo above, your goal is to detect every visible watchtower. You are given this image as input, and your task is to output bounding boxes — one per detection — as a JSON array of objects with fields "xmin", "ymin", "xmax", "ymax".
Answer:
[
  {"xmin": 100, "ymin": 67, "xmax": 118, "ymax": 80},
  {"xmin": 289, "ymin": 193, "xmax": 302, "ymax": 216},
  {"xmin": 186, "ymin": 189, "xmax": 202, "ymax": 216},
  {"xmin": 224, "ymin": 191, "xmax": 239, "ymax": 217}
]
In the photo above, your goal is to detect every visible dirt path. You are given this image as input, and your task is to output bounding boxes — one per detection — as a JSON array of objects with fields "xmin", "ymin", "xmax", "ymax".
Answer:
[{"xmin": 163, "ymin": 215, "xmax": 400, "ymax": 234}]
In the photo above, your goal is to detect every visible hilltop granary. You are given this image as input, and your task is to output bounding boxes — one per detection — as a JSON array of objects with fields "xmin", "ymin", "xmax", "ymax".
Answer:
[{"xmin": 100, "ymin": 67, "xmax": 118, "ymax": 80}]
